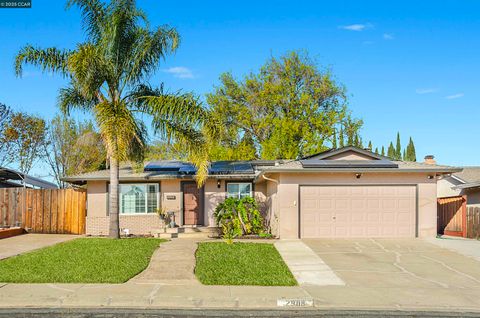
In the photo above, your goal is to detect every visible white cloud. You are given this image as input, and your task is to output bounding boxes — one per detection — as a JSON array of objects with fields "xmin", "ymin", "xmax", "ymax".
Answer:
[
  {"xmin": 383, "ymin": 33, "xmax": 394, "ymax": 40},
  {"xmin": 339, "ymin": 23, "xmax": 372, "ymax": 31},
  {"xmin": 163, "ymin": 66, "xmax": 195, "ymax": 79},
  {"xmin": 445, "ymin": 93, "xmax": 464, "ymax": 100},
  {"xmin": 416, "ymin": 88, "xmax": 438, "ymax": 94}
]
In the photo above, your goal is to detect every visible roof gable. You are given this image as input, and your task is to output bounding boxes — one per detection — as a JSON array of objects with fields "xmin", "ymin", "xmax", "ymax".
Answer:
[
  {"xmin": 303, "ymin": 146, "xmax": 389, "ymax": 161},
  {"xmin": 300, "ymin": 146, "xmax": 398, "ymax": 169}
]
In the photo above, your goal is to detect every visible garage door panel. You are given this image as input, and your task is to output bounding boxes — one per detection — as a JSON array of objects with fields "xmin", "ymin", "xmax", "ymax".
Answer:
[{"xmin": 300, "ymin": 186, "xmax": 416, "ymax": 238}]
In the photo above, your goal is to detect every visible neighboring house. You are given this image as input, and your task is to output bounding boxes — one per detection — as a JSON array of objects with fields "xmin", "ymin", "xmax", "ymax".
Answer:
[
  {"xmin": 0, "ymin": 167, "xmax": 57, "ymax": 189},
  {"xmin": 438, "ymin": 167, "xmax": 480, "ymax": 207},
  {"xmin": 63, "ymin": 146, "xmax": 459, "ymax": 239}
]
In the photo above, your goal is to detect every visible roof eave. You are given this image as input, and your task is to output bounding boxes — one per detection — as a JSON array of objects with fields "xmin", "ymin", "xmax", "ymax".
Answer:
[{"xmin": 259, "ymin": 167, "xmax": 462, "ymax": 174}]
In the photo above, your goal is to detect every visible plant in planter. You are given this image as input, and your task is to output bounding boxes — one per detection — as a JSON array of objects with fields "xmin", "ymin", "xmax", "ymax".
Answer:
[
  {"xmin": 156, "ymin": 208, "xmax": 169, "ymax": 227},
  {"xmin": 214, "ymin": 197, "xmax": 264, "ymax": 244}
]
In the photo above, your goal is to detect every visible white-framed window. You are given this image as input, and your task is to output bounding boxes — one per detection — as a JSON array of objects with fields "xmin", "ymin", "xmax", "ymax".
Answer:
[
  {"xmin": 118, "ymin": 183, "xmax": 159, "ymax": 214},
  {"xmin": 226, "ymin": 182, "xmax": 252, "ymax": 199}
]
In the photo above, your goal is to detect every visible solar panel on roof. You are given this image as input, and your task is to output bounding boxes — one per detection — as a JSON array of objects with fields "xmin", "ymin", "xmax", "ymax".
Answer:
[
  {"xmin": 233, "ymin": 162, "xmax": 254, "ymax": 173},
  {"xmin": 144, "ymin": 161, "xmax": 185, "ymax": 172}
]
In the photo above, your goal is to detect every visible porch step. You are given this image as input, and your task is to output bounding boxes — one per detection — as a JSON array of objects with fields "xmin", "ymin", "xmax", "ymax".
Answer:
[
  {"xmin": 156, "ymin": 232, "xmax": 217, "ymax": 239},
  {"xmin": 165, "ymin": 226, "xmax": 219, "ymax": 234},
  {"xmin": 154, "ymin": 226, "xmax": 220, "ymax": 239}
]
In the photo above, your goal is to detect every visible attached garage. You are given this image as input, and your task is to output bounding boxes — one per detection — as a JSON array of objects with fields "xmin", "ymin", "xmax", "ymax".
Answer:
[{"xmin": 300, "ymin": 185, "xmax": 417, "ymax": 238}]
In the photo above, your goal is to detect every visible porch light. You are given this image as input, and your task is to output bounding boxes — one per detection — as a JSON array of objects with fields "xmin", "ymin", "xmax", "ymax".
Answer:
[
  {"xmin": 355, "ymin": 173, "xmax": 362, "ymax": 179},
  {"xmin": 217, "ymin": 180, "xmax": 221, "ymax": 188}
]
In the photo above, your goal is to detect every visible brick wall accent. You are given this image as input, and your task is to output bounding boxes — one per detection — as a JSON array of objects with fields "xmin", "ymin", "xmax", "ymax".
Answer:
[{"xmin": 86, "ymin": 214, "xmax": 165, "ymax": 236}]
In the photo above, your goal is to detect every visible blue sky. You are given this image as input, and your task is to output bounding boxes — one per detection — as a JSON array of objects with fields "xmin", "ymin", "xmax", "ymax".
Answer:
[{"xmin": 0, "ymin": 0, "xmax": 479, "ymax": 178}]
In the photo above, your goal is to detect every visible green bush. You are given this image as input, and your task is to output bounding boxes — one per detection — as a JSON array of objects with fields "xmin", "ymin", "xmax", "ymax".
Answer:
[{"xmin": 214, "ymin": 197, "xmax": 263, "ymax": 243}]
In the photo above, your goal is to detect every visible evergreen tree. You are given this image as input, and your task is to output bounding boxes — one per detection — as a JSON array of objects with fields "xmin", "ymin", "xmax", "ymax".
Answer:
[
  {"xmin": 381, "ymin": 146, "xmax": 385, "ymax": 156},
  {"xmin": 339, "ymin": 127, "xmax": 345, "ymax": 147},
  {"xmin": 374, "ymin": 147, "xmax": 379, "ymax": 154},
  {"xmin": 354, "ymin": 134, "xmax": 359, "ymax": 147},
  {"xmin": 332, "ymin": 129, "xmax": 337, "ymax": 149},
  {"xmin": 368, "ymin": 140, "xmax": 373, "ymax": 151},
  {"xmin": 395, "ymin": 132, "xmax": 402, "ymax": 160},
  {"xmin": 402, "ymin": 149, "xmax": 406, "ymax": 161},
  {"xmin": 387, "ymin": 142, "xmax": 395, "ymax": 158},
  {"xmin": 405, "ymin": 137, "xmax": 417, "ymax": 162}
]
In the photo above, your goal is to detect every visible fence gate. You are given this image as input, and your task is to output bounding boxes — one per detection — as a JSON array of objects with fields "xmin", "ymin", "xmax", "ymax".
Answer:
[
  {"xmin": 437, "ymin": 195, "xmax": 467, "ymax": 237},
  {"xmin": 0, "ymin": 188, "xmax": 86, "ymax": 235}
]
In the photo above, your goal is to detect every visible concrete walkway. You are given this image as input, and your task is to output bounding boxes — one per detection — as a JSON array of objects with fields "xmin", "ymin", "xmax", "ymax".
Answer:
[
  {"xmin": 275, "ymin": 240, "xmax": 344, "ymax": 286},
  {"xmin": 425, "ymin": 236, "xmax": 480, "ymax": 261},
  {"xmin": 0, "ymin": 234, "xmax": 79, "ymax": 260},
  {"xmin": 130, "ymin": 239, "xmax": 200, "ymax": 285}
]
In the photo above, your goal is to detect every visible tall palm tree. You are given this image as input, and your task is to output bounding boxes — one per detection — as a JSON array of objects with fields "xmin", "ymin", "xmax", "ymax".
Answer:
[{"xmin": 15, "ymin": 0, "xmax": 214, "ymax": 238}]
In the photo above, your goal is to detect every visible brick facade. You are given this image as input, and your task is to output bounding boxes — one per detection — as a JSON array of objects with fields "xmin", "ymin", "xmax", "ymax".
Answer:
[{"xmin": 86, "ymin": 214, "xmax": 165, "ymax": 236}]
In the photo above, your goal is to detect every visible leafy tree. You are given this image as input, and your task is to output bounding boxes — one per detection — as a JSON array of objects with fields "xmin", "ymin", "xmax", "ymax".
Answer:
[
  {"xmin": 387, "ymin": 142, "xmax": 395, "ymax": 159},
  {"xmin": 43, "ymin": 114, "xmax": 106, "ymax": 188},
  {"xmin": 1, "ymin": 112, "xmax": 47, "ymax": 174},
  {"xmin": 207, "ymin": 51, "xmax": 360, "ymax": 159},
  {"xmin": 395, "ymin": 132, "xmax": 402, "ymax": 160},
  {"xmin": 15, "ymin": 0, "xmax": 213, "ymax": 238},
  {"xmin": 0, "ymin": 103, "xmax": 12, "ymax": 167}
]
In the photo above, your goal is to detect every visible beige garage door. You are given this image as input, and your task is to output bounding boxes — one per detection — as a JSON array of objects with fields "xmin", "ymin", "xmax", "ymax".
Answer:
[{"xmin": 300, "ymin": 185, "xmax": 416, "ymax": 238}]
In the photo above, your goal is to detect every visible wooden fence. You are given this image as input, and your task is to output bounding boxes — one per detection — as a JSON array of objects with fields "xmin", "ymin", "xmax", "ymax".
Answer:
[
  {"xmin": 0, "ymin": 188, "xmax": 86, "ymax": 234},
  {"xmin": 437, "ymin": 196, "xmax": 466, "ymax": 237},
  {"xmin": 466, "ymin": 206, "xmax": 480, "ymax": 239}
]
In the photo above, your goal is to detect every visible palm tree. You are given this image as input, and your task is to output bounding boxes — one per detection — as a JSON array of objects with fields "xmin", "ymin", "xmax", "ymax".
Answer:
[{"xmin": 15, "ymin": 0, "xmax": 214, "ymax": 238}]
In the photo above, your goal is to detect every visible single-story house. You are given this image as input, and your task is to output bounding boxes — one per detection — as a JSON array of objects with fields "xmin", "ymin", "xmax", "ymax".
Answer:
[
  {"xmin": 63, "ymin": 146, "xmax": 460, "ymax": 239},
  {"xmin": 0, "ymin": 167, "xmax": 57, "ymax": 189},
  {"xmin": 437, "ymin": 167, "xmax": 480, "ymax": 207}
]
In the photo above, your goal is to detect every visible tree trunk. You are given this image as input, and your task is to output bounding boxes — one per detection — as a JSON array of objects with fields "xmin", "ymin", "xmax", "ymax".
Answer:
[{"xmin": 109, "ymin": 155, "xmax": 120, "ymax": 238}]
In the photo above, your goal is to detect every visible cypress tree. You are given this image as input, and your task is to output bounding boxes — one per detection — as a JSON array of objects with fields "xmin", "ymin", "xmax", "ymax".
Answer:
[
  {"xmin": 332, "ymin": 130, "xmax": 337, "ymax": 149},
  {"xmin": 375, "ymin": 147, "xmax": 379, "ymax": 154},
  {"xmin": 354, "ymin": 134, "xmax": 360, "ymax": 147},
  {"xmin": 402, "ymin": 149, "xmax": 406, "ymax": 161},
  {"xmin": 339, "ymin": 128, "xmax": 345, "ymax": 147},
  {"xmin": 395, "ymin": 132, "xmax": 401, "ymax": 160},
  {"xmin": 381, "ymin": 146, "xmax": 385, "ymax": 156},
  {"xmin": 387, "ymin": 142, "xmax": 395, "ymax": 158},
  {"xmin": 368, "ymin": 140, "xmax": 373, "ymax": 151},
  {"xmin": 406, "ymin": 137, "xmax": 417, "ymax": 162}
]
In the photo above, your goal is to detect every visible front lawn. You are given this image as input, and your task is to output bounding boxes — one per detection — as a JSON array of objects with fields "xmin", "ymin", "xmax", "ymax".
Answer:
[
  {"xmin": 195, "ymin": 242, "xmax": 296, "ymax": 286},
  {"xmin": 0, "ymin": 237, "xmax": 163, "ymax": 283}
]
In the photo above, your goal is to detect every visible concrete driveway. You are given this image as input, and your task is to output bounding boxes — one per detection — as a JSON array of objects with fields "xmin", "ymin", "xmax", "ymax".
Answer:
[
  {"xmin": 302, "ymin": 238, "xmax": 480, "ymax": 310},
  {"xmin": 0, "ymin": 234, "xmax": 79, "ymax": 260}
]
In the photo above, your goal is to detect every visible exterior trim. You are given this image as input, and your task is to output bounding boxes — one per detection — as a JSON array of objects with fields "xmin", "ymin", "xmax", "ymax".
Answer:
[{"xmin": 297, "ymin": 183, "xmax": 419, "ymax": 239}]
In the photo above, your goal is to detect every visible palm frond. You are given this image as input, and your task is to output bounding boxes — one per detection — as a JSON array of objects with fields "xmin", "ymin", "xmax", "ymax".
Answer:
[
  {"xmin": 68, "ymin": 43, "xmax": 110, "ymax": 100},
  {"xmin": 15, "ymin": 46, "xmax": 72, "ymax": 77},
  {"xmin": 124, "ymin": 25, "xmax": 180, "ymax": 84},
  {"xmin": 66, "ymin": 0, "xmax": 106, "ymax": 41},
  {"xmin": 58, "ymin": 82, "xmax": 97, "ymax": 115}
]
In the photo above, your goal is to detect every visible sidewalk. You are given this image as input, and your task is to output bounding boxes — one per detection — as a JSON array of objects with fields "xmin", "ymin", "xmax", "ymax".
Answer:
[{"xmin": 0, "ymin": 234, "xmax": 79, "ymax": 260}]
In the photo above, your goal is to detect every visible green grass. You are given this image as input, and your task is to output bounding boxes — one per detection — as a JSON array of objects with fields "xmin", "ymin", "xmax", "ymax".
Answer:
[
  {"xmin": 0, "ymin": 237, "xmax": 164, "ymax": 283},
  {"xmin": 195, "ymin": 242, "xmax": 297, "ymax": 286}
]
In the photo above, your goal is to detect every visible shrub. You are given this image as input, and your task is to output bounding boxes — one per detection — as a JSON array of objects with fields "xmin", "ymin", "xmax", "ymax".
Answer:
[{"xmin": 214, "ymin": 197, "xmax": 263, "ymax": 243}]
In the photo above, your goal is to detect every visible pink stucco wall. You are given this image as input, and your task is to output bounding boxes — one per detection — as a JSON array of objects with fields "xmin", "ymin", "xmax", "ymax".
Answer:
[{"xmin": 260, "ymin": 172, "xmax": 438, "ymax": 239}]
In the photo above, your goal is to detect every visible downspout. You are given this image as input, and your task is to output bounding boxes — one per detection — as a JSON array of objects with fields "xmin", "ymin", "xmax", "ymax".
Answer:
[{"xmin": 261, "ymin": 174, "xmax": 279, "ymax": 236}]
